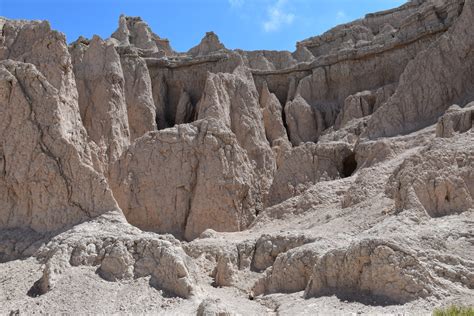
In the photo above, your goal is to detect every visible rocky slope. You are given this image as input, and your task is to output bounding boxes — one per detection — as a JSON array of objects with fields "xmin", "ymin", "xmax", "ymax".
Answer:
[{"xmin": 0, "ymin": 0, "xmax": 473, "ymax": 314}]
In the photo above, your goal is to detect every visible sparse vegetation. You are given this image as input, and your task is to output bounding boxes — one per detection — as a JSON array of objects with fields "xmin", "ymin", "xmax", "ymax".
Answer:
[{"xmin": 433, "ymin": 305, "xmax": 474, "ymax": 316}]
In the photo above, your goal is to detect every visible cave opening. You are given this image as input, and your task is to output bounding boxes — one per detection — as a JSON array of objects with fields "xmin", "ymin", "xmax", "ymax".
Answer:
[
  {"xmin": 342, "ymin": 152, "xmax": 357, "ymax": 178},
  {"xmin": 27, "ymin": 280, "xmax": 44, "ymax": 298}
]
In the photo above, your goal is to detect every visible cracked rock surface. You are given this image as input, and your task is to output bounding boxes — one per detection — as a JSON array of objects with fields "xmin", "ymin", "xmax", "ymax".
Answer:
[{"xmin": 0, "ymin": 1, "xmax": 473, "ymax": 314}]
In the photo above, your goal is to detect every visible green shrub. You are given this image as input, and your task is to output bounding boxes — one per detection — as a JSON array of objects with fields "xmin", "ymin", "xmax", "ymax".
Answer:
[{"xmin": 433, "ymin": 305, "xmax": 474, "ymax": 316}]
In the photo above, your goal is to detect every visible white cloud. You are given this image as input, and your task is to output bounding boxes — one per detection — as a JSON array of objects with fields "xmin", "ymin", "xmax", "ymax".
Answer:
[
  {"xmin": 229, "ymin": 0, "xmax": 244, "ymax": 8},
  {"xmin": 262, "ymin": 0, "xmax": 295, "ymax": 32},
  {"xmin": 336, "ymin": 10, "xmax": 347, "ymax": 20}
]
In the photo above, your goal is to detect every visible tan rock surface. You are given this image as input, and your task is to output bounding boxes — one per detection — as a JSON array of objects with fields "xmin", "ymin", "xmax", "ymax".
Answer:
[
  {"xmin": 70, "ymin": 36, "xmax": 130, "ymax": 165},
  {"xmin": 1, "ymin": 1, "xmax": 474, "ymax": 314},
  {"xmin": 267, "ymin": 142, "xmax": 353, "ymax": 206},
  {"xmin": 436, "ymin": 103, "xmax": 474, "ymax": 138},
  {"xmin": 117, "ymin": 47, "xmax": 157, "ymax": 140},
  {"xmin": 109, "ymin": 119, "xmax": 261, "ymax": 241},
  {"xmin": 196, "ymin": 66, "xmax": 276, "ymax": 193},
  {"xmin": 284, "ymin": 95, "xmax": 324, "ymax": 146},
  {"xmin": 0, "ymin": 60, "xmax": 119, "ymax": 233},
  {"xmin": 366, "ymin": 0, "xmax": 474, "ymax": 138}
]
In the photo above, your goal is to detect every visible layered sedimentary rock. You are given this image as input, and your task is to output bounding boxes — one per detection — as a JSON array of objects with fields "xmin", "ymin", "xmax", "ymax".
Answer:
[
  {"xmin": 35, "ymin": 213, "xmax": 199, "ymax": 298},
  {"xmin": 304, "ymin": 239, "xmax": 438, "ymax": 304},
  {"xmin": 70, "ymin": 36, "xmax": 130, "ymax": 165},
  {"xmin": 436, "ymin": 103, "xmax": 474, "ymax": 138},
  {"xmin": 196, "ymin": 66, "xmax": 276, "ymax": 193},
  {"xmin": 111, "ymin": 15, "xmax": 173, "ymax": 56},
  {"xmin": 1, "ymin": 0, "xmax": 474, "ymax": 313},
  {"xmin": 389, "ymin": 133, "xmax": 474, "ymax": 218},
  {"xmin": 0, "ymin": 60, "xmax": 119, "ymax": 233},
  {"xmin": 109, "ymin": 119, "xmax": 261, "ymax": 241},
  {"xmin": 188, "ymin": 32, "xmax": 225, "ymax": 57},
  {"xmin": 117, "ymin": 47, "xmax": 157, "ymax": 140},
  {"xmin": 367, "ymin": 0, "xmax": 474, "ymax": 138},
  {"xmin": 259, "ymin": 83, "xmax": 289, "ymax": 148},
  {"xmin": 285, "ymin": 95, "xmax": 324, "ymax": 146},
  {"xmin": 267, "ymin": 142, "xmax": 353, "ymax": 206}
]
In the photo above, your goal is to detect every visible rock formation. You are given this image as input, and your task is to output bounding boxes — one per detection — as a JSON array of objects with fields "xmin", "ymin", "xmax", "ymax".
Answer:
[
  {"xmin": 0, "ymin": 60, "xmax": 119, "ymax": 233},
  {"xmin": 70, "ymin": 36, "xmax": 131, "ymax": 165},
  {"xmin": 109, "ymin": 119, "xmax": 261, "ymax": 241},
  {"xmin": 0, "ymin": 0, "xmax": 473, "ymax": 314}
]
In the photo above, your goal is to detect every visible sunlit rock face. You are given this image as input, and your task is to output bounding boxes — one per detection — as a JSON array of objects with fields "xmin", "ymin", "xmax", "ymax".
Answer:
[{"xmin": 0, "ymin": 1, "xmax": 473, "ymax": 314}]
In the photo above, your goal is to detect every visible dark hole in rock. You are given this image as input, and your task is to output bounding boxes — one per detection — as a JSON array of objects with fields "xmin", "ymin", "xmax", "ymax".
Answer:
[
  {"xmin": 342, "ymin": 152, "xmax": 357, "ymax": 178},
  {"xmin": 27, "ymin": 279, "xmax": 44, "ymax": 298}
]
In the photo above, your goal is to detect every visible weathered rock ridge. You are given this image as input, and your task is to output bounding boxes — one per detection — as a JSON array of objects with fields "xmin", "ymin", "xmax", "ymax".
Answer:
[{"xmin": 0, "ymin": 0, "xmax": 473, "ymax": 314}]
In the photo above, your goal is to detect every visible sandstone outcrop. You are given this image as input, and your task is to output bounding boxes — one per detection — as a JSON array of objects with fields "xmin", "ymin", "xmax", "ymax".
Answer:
[
  {"xmin": 109, "ymin": 119, "xmax": 261, "ymax": 241},
  {"xmin": 436, "ymin": 103, "xmax": 474, "ymax": 138},
  {"xmin": 188, "ymin": 32, "xmax": 226, "ymax": 57},
  {"xmin": 0, "ymin": 19, "xmax": 78, "ymax": 100},
  {"xmin": 196, "ymin": 66, "xmax": 275, "ymax": 193},
  {"xmin": 252, "ymin": 233, "xmax": 314, "ymax": 271},
  {"xmin": 1, "ymin": 0, "xmax": 474, "ymax": 313},
  {"xmin": 334, "ymin": 84, "xmax": 396, "ymax": 130},
  {"xmin": 0, "ymin": 60, "xmax": 119, "ymax": 233},
  {"xmin": 389, "ymin": 132, "xmax": 474, "ymax": 218},
  {"xmin": 117, "ymin": 47, "xmax": 157, "ymax": 140},
  {"xmin": 284, "ymin": 95, "xmax": 324, "ymax": 146},
  {"xmin": 259, "ymin": 83, "xmax": 289, "ymax": 149},
  {"xmin": 34, "ymin": 213, "xmax": 199, "ymax": 298},
  {"xmin": 366, "ymin": 0, "xmax": 474, "ymax": 138},
  {"xmin": 252, "ymin": 241, "xmax": 333, "ymax": 296},
  {"xmin": 304, "ymin": 239, "xmax": 438, "ymax": 304},
  {"xmin": 70, "ymin": 36, "xmax": 130, "ymax": 165},
  {"xmin": 111, "ymin": 15, "xmax": 173, "ymax": 56},
  {"xmin": 267, "ymin": 142, "xmax": 353, "ymax": 206}
]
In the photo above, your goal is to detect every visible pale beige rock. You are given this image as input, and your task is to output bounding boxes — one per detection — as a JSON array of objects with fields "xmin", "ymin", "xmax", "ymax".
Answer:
[
  {"xmin": 335, "ymin": 91, "xmax": 376, "ymax": 129},
  {"xmin": 99, "ymin": 242, "xmax": 134, "ymax": 281},
  {"xmin": 70, "ymin": 36, "xmax": 130, "ymax": 165},
  {"xmin": 252, "ymin": 242, "xmax": 330, "ymax": 296},
  {"xmin": 0, "ymin": 60, "xmax": 119, "ymax": 233},
  {"xmin": 292, "ymin": 45, "xmax": 315, "ymax": 63},
  {"xmin": 0, "ymin": 19, "xmax": 86, "ymax": 154},
  {"xmin": 111, "ymin": 15, "xmax": 173, "ymax": 56},
  {"xmin": 197, "ymin": 298, "xmax": 236, "ymax": 316},
  {"xmin": 238, "ymin": 50, "xmax": 298, "ymax": 71},
  {"xmin": 213, "ymin": 255, "xmax": 237, "ymax": 287},
  {"xmin": 304, "ymin": 239, "xmax": 438, "ymax": 304},
  {"xmin": 35, "ymin": 213, "xmax": 199, "ymax": 298},
  {"xmin": 118, "ymin": 47, "xmax": 157, "ymax": 140},
  {"xmin": 436, "ymin": 103, "xmax": 474, "ymax": 138},
  {"xmin": 146, "ymin": 51, "xmax": 243, "ymax": 129},
  {"xmin": 188, "ymin": 32, "xmax": 225, "ymax": 57},
  {"xmin": 259, "ymin": 83, "xmax": 290, "ymax": 148},
  {"xmin": 366, "ymin": 0, "xmax": 474, "ymax": 138},
  {"xmin": 284, "ymin": 95, "xmax": 324, "ymax": 146},
  {"xmin": 175, "ymin": 89, "xmax": 194, "ymax": 125},
  {"xmin": 252, "ymin": 233, "xmax": 314, "ymax": 271},
  {"xmin": 389, "ymin": 133, "xmax": 474, "ymax": 218},
  {"xmin": 1, "ymin": 1, "xmax": 474, "ymax": 313},
  {"xmin": 196, "ymin": 66, "xmax": 275, "ymax": 193},
  {"xmin": 267, "ymin": 142, "xmax": 353, "ymax": 206},
  {"xmin": 0, "ymin": 20, "xmax": 77, "ymax": 99},
  {"xmin": 109, "ymin": 119, "xmax": 261, "ymax": 241}
]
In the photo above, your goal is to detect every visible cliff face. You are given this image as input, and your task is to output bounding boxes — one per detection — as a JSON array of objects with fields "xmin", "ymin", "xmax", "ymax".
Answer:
[{"xmin": 0, "ymin": 1, "xmax": 473, "ymax": 314}]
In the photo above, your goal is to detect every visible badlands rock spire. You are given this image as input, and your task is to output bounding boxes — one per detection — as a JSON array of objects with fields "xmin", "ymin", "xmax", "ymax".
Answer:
[{"xmin": 0, "ymin": 0, "xmax": 473, "ymax": 314}]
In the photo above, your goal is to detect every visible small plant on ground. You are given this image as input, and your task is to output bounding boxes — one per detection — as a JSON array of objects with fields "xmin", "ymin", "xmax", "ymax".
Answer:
[{"xmin": 433, "ymin": 305, "xmax": 474, "ymax": 316}]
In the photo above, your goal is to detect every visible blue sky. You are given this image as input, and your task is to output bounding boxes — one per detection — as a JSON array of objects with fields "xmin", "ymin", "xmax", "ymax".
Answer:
[{"xmin": 0, "ymin": 0, "xmax": 406, "ymax": 52}]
